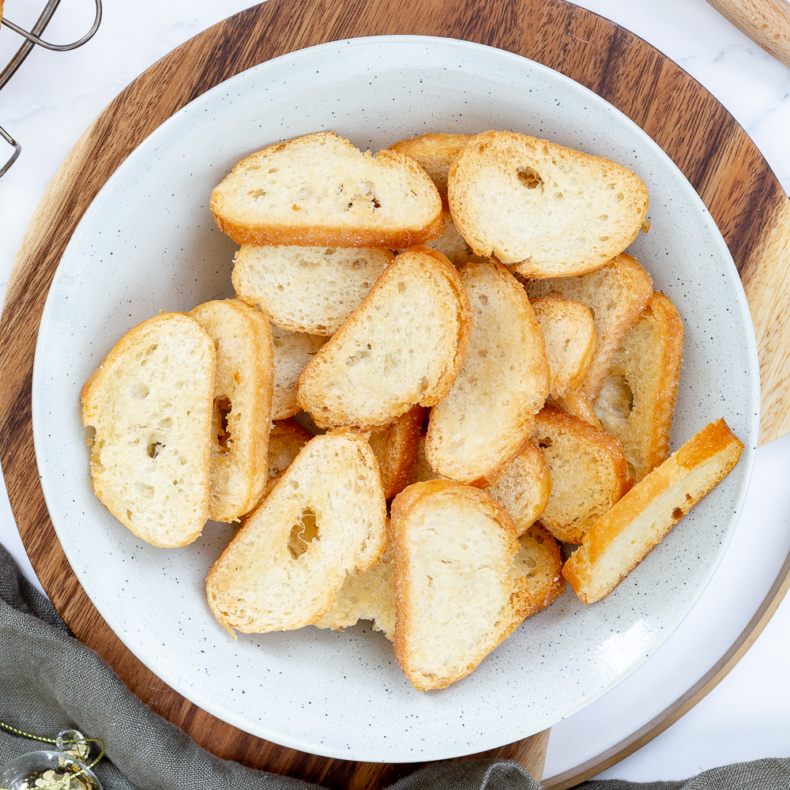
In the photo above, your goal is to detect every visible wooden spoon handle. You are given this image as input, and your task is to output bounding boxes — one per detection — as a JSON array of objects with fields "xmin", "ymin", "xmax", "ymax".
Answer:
[{"xmin": 705, "ymin": 0, "xmax": 790, "ymax": 68}]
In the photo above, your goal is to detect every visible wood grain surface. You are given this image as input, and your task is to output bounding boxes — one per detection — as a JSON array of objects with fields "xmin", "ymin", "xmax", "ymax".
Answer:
[{"xmin": 1, "ymin": 0, "xmax": 789, "ymax": 787}]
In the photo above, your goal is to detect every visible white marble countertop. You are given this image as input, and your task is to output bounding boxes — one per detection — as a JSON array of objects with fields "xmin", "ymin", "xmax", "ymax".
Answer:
[{"xmin": 0, "ymin": 0, "xmax": 788, "ymax": 783}]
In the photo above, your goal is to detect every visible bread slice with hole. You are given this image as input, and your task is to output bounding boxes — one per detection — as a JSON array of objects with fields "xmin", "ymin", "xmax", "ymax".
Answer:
[
  {"xmin": 297, "ymin": 247, "xmax": 471, "ymax": 431},
  {"xmin": 206, "ymin": 431, "xmax": 387, "ymax": 634},
  {"xmin": 232, "ymin": 245, "xmax": 392, "ymax": 336},
  {"xmin": 448, "ymin": 130, "xmax": 649, "ymax": 277},
  {"xmin": 594, "ymin": 292, "xmax": 684, "ymax": 481},
  {"xmin": 526, "ymin": 253, "xmax": 653, "ymax": 399},
  {"xmin": 391, "ymin": 480, "xmax": 530, "ymax": 691},
  {"xmin": 511, "ymin": 523, "xmax": 565, "ymax": 618},
  {"xmin": 211, "ymin": 132, "xmax": 444, "ymax": 248},
  {"xmin": 190, "ymin": 300, "xmax": 273, "ymax": 522},
  {"xmin": 426, "ymin": 262, "xmax": 550, "ymax": 486},
  {"xmin": 264, "ymin": 419, "xmax": 313, "ymax": 498},
  {"xmin": 563, "ymin": 419, "xmax": 743, "ymax": 603},
  {"xmin": 81, "ymin": 312, "xmax": 216, "ymax": 547},
  {"xmin": 531, "ymin": 296, "xmax": 596, "ymax": 398},
  {"xmin": 487, "ymin": 442, "xmax": 552, "ymax": 536},
  {"xmin": 313, "ymin": 525, "xmax": 396, "ymax": 640},
  {"xmin": 271, "ymin": 324, "xmax": 326, "ymax": 420},
  {"xmin": 369, "ymin": 406, "xmax": 425, "ymax": 499},
  {"xmin": 389, "ymin": 133, "xmax": 471, "ymax": 202},
  {"xmin": 532, "ymin": 406, "xmax": 631, "ymax": 544}
]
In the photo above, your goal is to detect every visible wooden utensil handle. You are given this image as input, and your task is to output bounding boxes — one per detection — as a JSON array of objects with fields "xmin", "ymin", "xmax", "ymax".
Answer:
[{"xmin": 706, "ymin": 0, "xmax": 790, "ymax": 68}]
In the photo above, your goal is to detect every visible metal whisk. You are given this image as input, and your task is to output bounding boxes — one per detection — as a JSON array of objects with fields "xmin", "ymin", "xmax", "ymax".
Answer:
[{"xmin": 0, "ymin": 0, "xmax": 102, "ymax": 177}]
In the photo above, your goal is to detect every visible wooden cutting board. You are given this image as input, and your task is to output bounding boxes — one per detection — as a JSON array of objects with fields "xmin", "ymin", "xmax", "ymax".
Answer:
[{"xmin": 1, "ymin": 0, "xmax": 788, "ymax": 787}]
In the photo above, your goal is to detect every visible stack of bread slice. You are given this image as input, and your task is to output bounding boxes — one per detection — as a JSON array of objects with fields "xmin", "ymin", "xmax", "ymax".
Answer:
[{"xmin": 82, "ymin": 129, "xmax": 744, "ymax": 693}]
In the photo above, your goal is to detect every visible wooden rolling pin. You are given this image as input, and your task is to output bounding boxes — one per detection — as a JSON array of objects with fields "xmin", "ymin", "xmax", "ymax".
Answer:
[{"xmin": 706, "ymin": 0, "xmax": 790, "ymax": 67}]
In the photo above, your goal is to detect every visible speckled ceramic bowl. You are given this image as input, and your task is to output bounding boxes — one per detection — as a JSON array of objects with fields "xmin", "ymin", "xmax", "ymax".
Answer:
[{"xmin": 33, "ymin": 36, "xmax": 758, "ymax": 763}]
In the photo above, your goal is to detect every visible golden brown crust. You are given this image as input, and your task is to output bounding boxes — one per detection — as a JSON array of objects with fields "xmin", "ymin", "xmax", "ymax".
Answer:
[
  {"xmin": 212, "ymin": 214, "xmax": 445, "ymax": 248},
  {"xmin": 369, "ymin": 406, "xmax": 425, "ymax": 499},
  {"xmin": 562, "ymin": 419, "xmax": 744, "ymax": 603}
]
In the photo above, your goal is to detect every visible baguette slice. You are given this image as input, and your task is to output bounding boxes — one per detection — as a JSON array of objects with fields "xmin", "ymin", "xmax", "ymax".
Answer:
[
  {"xmin": 487, "ymin": 442, "xmax": 552, "ymax": 536},
  {"xmin": 206, "ymin": 432, "xmax": 387, "ymax": 634},
  {"xmin": 264, "ymin": 419, "xmax": 313, "ymax": 498},
  {"xmin": 426, "ymin": 262, "xmax": 550, "ymax": 486},
  {"xmin": 594, "ymin": 292, "xmax": 684, "ymax": 481},
  {"xmin": 448, "ymin": 131, "xmax": 649, "ymax": 277},
  {"xmin": 297, "ymin": 247, "xmax": 472, "ymax": 430},
  {"xmin": 369, "ymin": 406, "xmax": 425, "ymax": 499},
  {"xmin": 271, "ymin": 324, "xmax": 326, "ymax": 420},
  {"xmin": 389, "ymin": 133, "xmax": 471, "ymax": 201},
  {"xmin": 211, "ymin": 132, "xmax": 443, "ymax": 247},
  {"xmin": 391, "ymin": 480, "xmax": 528, "ymax": 691},
  {"xmin": 81, "ymin": 312, "xmax": 215, "ymax": 547},
  {"xmin": 232, "ymin": 245, "xmax": 392, "ymax": 336},
  {"xmin": 191, "ymin": 300, "xmax": 274, "ymax": 522},
  {"xmin": 532, "ymin": 406, "xmax": 631, "ymax": 544},
  {"xmin": 527, "ymin": 253, "xmax": 653, "ymax": 398},
  {"xmin": 313, "ymin": 526, "xmax": 396, "ymax": 640},
  {"xmin": 511, "ymin": 523, "xmax": 565, "ymax": 619},
  {"xmin": 563, "ymin": 419, "xmax": 744, "ymax": 603},
  {"xmin": 531, "ymin": 296, "xmax": 596, "ymax": 398}
]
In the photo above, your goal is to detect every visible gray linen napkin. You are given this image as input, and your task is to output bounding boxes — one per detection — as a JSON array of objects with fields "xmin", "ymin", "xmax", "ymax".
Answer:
[{"xmin": 2, "ymin": 542, "xmax": 788, "ymax": 790}]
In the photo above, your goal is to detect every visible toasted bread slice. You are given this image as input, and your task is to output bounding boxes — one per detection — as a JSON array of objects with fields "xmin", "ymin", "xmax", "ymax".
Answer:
[
  {"xmin": 391, "ymin": 480, "xmax": 528, "ymax": 691},
  {"xmin": 264, "ymin": 419, "xmax": 313, "ymax": 498},
  {"xmin": 425, "ymin": 212, "xmax": 491, "ymax": 267},
  {"xmin": 448, "ymin": 131, "xmax": 649, "ymax": 277},
  {"xmin": 81, "ymin": 313, "xmax": 215, "ymax": 547},
  {"xmin": 563, "ymin": 419, "xmax": 744, "ymax": 603},
  {"xmin": 313, "ymin": 525, "xmax": 396, "ymax": 640},
  {"xmin": 232, "ymin": 245, "xmax": 392, "ymax": 336},
  {"xmin": 594, "ymin": 292, "xmax": 684, "ymax": 481},
  {"xmin": 206, "ymin": 432, "xmax": 387, "ymax": 634},
  {"xmin": 271, "ymin": 324, "xmax": 326, "ymax": 420},
  {"xmin": 549, "ymin": 391, "xmax": 602, "ymax": 429},
  {"xmin": 511, "ymin": 523, "xmax": 565, "ymax": 618},
  {"xmin": 527, "ymin": 253, "xmax": 653, "ymax": 398},
  {"xmin": 369, "ymin": 406, "xmax": 425, "ymax": 499},
  {"xmin": 389, "ymin": 133, "xmax": 471, "ymax": 201},
  {"xmin": 487, "ymin": 442, "xmax": 552, "ymax": 536},
  {"xmin": 426, "ymin": 262, "xmax": 550, "ymax": 486},
  {"xmin": 211, "ymin": 132, "xmax": 443, "ymax": 247},
  {"xmin": 190, "ymin": 300, "xmax": 273, "ymax": 522},
  {"xmin": 532, "ymin": 406, "xmax": 631, "ymax": 544},
  {"xmin": 531, "ymin": 296, "xmax": 596, "ymax": 398},
  {"xmin": 297, "ymin": 248, "xmax": 471, "ymax": 431}
]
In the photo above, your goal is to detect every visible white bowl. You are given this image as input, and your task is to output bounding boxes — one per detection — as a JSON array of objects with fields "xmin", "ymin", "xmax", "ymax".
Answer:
[{"xmin": 32, "ymin": 36, "xmax": 758, "ymax": 763}]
